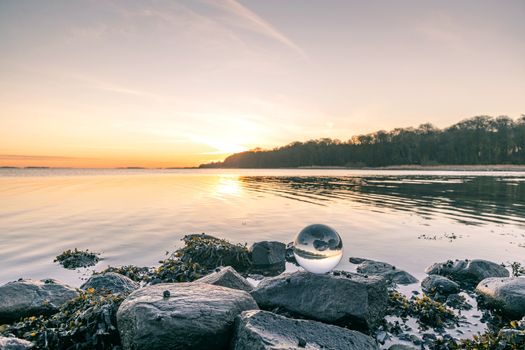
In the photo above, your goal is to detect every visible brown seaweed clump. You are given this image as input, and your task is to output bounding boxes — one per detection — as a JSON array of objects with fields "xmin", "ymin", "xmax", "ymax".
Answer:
[
  {"xmin": 98, "ymin": 234, "xmax": 247, "ymax": 285},
  {"xmin": 175, "ymin": 234, "xmax": 252, "ymax": 272},
  {"xmin": 54, "ymin": 249, "xmax": 100, "ymax": 269},
  {"xmin": 100, "ymin": 257, "xmax": 207, "ymax": 284},
  {"xmin": 388, "ymin": 291, "xmax": 459, "ymax": 330}
]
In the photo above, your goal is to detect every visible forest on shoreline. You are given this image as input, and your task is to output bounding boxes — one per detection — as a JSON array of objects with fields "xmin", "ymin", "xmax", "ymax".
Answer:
[{"xmin": 200, "ymin": 115, "xmax": 525, "ymax": 168}]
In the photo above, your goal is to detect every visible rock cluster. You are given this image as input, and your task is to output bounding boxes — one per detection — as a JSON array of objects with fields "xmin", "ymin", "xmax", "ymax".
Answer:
[{"xmin": 1, "ymin": 237, "xmax": 524, "ymax": 350}]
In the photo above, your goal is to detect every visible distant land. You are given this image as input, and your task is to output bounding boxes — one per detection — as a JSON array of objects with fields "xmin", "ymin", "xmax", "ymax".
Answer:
[{"xmin": 200, "ymin": 115, "xmax": 525, "ymax": 169}]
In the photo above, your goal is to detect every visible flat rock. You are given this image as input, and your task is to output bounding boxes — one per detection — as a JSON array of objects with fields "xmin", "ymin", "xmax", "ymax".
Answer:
[
  {"xmin": 0, "ymin": 279, "xmax": 79, "ymax": 324},
  {"xmin": 421, "ymin": 275, "xmax": 460, "ymax": 295},
  {"xmin": 195, "ymin": 266, "xmax": 253, "ymax": 292},
  {"xmin": 231, "ymin": 310, "xmax": 378, "ymax": 350},
  {"xmin": 475, "ymin": 277, "xmax": 525, "ymax": 318},
  {"xmin": 250, "ymin": 271, "xmax": 387, "ymax": 331},
  {"xmin": 356, "ymin": 260, "xmax": 418, "ymax": 285},
  {"xmin": 117, "ymin": 282, "xmax": 258, "ymax": 350},
  {"xmin": 0, "ymin": 336, "xmax": 34, "ymax": 350},
  {"xmin": 425, "ymin": 259, "xmax": 509, "ymax": 286},
  {"xmin": 80, "ymin": 272, "xmax": 139, "ymax": 294}
]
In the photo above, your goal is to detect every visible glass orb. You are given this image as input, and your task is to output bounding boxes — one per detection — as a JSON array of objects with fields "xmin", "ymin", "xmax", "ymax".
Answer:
[{"xmin": 292, "ymin": 224, "xmax": 343, "ymax": 274}]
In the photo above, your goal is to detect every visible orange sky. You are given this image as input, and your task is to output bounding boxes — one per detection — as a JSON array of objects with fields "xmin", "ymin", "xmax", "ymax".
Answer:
[{"xmin": 1, "ymin": 0, "xmax": 524, "ymax": 168}]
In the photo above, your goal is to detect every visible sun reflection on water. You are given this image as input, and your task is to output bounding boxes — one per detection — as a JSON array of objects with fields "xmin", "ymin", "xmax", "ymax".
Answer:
[{"xmin": 215, "ymin": 175, "xmax": 242, "ymax": 196}]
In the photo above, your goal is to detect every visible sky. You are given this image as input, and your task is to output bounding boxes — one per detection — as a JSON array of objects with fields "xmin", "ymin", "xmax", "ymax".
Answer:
[{"xmin": 1, "ymin": 0, "xmax": 524, "ymax": 168}]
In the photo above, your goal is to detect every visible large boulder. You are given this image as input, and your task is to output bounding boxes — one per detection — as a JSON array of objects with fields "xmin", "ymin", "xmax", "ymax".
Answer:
[
  {"xmin": 80, "ymin": 272, "xmax": 139, "ymax": 294},
  {"xmin": 250, "ymin": 271, "xmax": 387, "ymax": 331},
  {"xmin": 475, "ymin": 277, "xmax": 525, "ymax": 318},
  {"xmin": 250, "ymin": 241, "xmax": 286, "ymax": 275},
  {"xmin": 0, "ymin": 279, "xmax": 79, "ymax": 324},
  {"xmin": 0, "ymin": 336, "xmax": 34, "ymax": 350},
  {"xmin": 354, "ymin": 259, "xmax": 417, "ymax": 285},
  {"xmin": 231, "ymin": 310, "xmax": 378, "ymax": 350},
  {"xmin": 117, "ymin": 282, "xmax": 258, "ymax": 350},
  {"xmin": 195, "ymin": 266, "xmax": 253, "ymax": 292},
  {"xmin": 425, "ymin": 259, "xmax": 509, "ymax": 286},
  {"xmin": 421, "ymin": 275, "xmax": 460, "ymax": 295}
]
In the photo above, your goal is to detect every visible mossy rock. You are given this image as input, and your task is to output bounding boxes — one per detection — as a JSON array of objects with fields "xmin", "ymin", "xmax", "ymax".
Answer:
[
  {"xmin": 54, "ymin": 249, "xmax": 100, "ymax": 269},
  {"xmin": 175, "ymin": 234, "xmax": 252, "ymax": 272}
]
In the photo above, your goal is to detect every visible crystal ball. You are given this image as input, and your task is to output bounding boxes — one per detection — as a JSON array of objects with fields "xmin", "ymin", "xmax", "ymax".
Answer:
[{"xmin": 292, "ymin": 224, "xmax": 343, "ymax": 274}]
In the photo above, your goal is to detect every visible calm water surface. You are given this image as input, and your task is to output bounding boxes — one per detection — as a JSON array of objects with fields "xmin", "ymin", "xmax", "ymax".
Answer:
[{"xmin": 1, "ymin": 168, "xmax": 524, "ymax": 286}]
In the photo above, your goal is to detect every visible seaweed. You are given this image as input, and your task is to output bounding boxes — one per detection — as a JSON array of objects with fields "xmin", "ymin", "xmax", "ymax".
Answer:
[
  {"xmin": 430, "ymin": 318, "xmax": 525, "ymax": 350},
  {"xmin": 98, "ymin": 265, "xmax": 151, "ymax": 283},
  {"xmin": 509, "ymin": 261, "xmax": 525, "ymax": 277},
  {"xmin": 99, "ymin": 256, "xmax": 207, "ymax": 284},
  {"xmin": 388, "ymin": 290, "xmax": 459, "ymax": 330},
  {"xmin": 54, "ymin": 249, "xmax": 100, "ymax": 269},
  {"xmin": 175, "ymin": 234, "xmax": 252, "ymax": 272}
]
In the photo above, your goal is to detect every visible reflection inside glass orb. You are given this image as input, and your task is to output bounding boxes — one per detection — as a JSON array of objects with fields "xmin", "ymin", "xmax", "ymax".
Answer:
[{"xmin": 292, "ymin": 224, "xmax": 343, "ymax": 274}]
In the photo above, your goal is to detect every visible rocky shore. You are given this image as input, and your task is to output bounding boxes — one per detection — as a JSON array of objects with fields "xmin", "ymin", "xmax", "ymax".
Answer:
[{"xmin": 0, "ymin": 234, "xmax": 524, "ymax": 349}]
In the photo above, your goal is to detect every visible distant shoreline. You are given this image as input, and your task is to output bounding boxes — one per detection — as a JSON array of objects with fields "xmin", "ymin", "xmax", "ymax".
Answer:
[
  {"xmin": 296, "ymin": 164, "xmax": 525, "ymax": 171},
  {"xmin": 2, "ymin": 164, "xmax": 525, "ymax": 171}
]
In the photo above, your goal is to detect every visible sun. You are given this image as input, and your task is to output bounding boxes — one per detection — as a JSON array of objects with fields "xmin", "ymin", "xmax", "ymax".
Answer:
[{"xmin": 191, "ymin": 135, "xmax": 247, "ymax": 155}]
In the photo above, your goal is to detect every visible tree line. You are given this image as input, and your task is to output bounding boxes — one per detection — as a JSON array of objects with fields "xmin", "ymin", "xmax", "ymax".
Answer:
[{"xmin": 200, "ymin": 115, "xmax": 525, "ymax": 168}]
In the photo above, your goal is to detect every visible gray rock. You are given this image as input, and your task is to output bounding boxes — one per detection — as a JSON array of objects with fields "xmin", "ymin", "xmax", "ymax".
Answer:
[
  {"xmin": 231, "ymin": 310, "xmax": 378, "ymax": 350},
  {"xmin": 250, "ymin": 241, "xmax": 285, "ymax": 266},
  {"xmin": 356, "ymin": 260, "xmax": 418, "ymax": 285},
  {"xmin": 117, "ymin": 282, "xmax": 258, "ymax": 350},
  {"xmin": 425, "ymin": 259, "xmax": 509, "ymax": 286},
  {"xmin": 0, "ymin": 279, "xmax": 79, "ymax": 324},
  {"xmin": 80, "ymin": 272, "xmax": 139, "ymax": 294},
  {"xmin": 250, "ymin": 271, "xmax": 387, "ymax": 331},
  {"xmin": 0, "ymin": 336, "xmax": 33, "ymax": 350},
  {"xmin": 250, "ymin": 241, "xmax": 286, "ymax": 275},
  {"xmin": 195, "ymin": 266, "xmax": 253, "ymax": 292},
  {"xmin": 421, "ymin": 275, "xmax": 460, "ymax": 295},
  {"xmin": 475, "ymin": 277, "xmax": 525, "ymax": 318}
]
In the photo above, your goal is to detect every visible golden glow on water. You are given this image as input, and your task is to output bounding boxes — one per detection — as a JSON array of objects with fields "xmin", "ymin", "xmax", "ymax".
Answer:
[{"xmin": 215, "ymin": 175, "xmax": 242, "ymax": 196}]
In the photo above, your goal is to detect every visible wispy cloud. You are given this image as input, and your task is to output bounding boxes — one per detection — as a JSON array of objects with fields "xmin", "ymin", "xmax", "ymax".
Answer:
[
  {"xmin": 67, "ymin": 74, "xmax": 164, "ymax": 101},
  {"xmin": 209, "ymin": 0, "xmax": 307, "ymax": 58}
]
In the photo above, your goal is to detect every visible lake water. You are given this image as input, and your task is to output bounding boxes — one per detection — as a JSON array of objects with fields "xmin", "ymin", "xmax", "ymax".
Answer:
[{"xmin": 1, "ymin": 168, "xmax": 524, "ymax": 287}]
